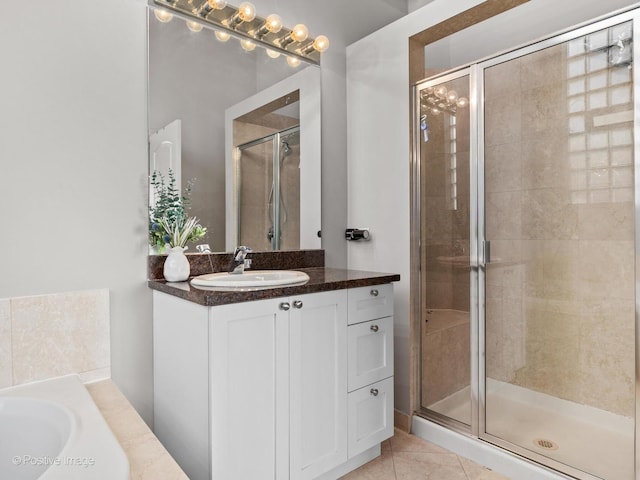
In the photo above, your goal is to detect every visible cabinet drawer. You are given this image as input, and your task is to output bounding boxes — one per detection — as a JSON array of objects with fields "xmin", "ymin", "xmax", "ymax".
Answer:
[
  {"xmin": 348, "ymin": 317, "xmax": 393, "ymax": 392},
  {"xmin": 347, "ymin": 377, "xmax": 394, "ymax": 459},
  {"xmin": 347, "ymin": 284, "xmax": 394, "ymax": 325}
]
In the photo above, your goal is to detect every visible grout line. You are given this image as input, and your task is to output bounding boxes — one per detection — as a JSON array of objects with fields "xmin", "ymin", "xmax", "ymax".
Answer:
[
  {"xmin": 8, "ymin": 298, "xmax": 14, "ymax": 387},
  {"xmin": 389, "ymin": 440, "xmax": 399, "ymax": 480},
  {"xmin": 456, "ymin": 455, "xmax": 471, "ymax": 480}
]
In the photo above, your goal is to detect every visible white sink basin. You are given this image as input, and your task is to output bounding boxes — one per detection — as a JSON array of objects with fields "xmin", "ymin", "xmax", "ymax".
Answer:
[{"xmin": 191, "ymin": 270, "xmax": 310, "ymax": 288}]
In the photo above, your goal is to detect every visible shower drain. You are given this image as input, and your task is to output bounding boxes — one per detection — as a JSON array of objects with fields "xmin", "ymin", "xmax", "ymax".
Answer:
[{"xmin": 533, "ymin": 438, "xmax": 559, "ymax": 451}]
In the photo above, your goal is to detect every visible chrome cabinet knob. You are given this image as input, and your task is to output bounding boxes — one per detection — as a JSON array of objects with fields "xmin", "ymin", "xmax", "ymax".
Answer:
[
  {"xmin": 293, "ymin": 300, "xmax": 303, "ymax": 309},
  {"xmin": 370, "ymin": 289, "xmax": 379, "ymax": 297},
  {"xmin": 279, "ymin": 302, "xmax": 291, "ymax": 311},
  {"xmin": 370, "ymin": 324, "xmax": 379, "ymax": 333},
  {"xmin": 370, "ymin": 388, "xmax": 379, "ymax": 397}
]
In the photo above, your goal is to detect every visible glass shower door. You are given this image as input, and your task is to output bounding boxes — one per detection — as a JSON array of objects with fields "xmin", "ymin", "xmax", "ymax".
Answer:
[
  {"xmin": 481, "ymin": 19, "xmax": 635, "ymax": 480},
  {"xmin": 418, "ymin": 71, "xmax": 473, "ymax": 427},
  {"xmin": 237, "ymin": 137, "xmax": 275, "ymax": 251}
]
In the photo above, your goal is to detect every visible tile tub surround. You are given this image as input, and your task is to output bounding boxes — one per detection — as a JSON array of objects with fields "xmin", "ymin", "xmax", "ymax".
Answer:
[
  {"xmin": 148, "ymin": 249, "xmax": 325, "ymax": 280},
  {"xmin": 0, "ymin": 300, "xmax": 11, "ymax": 388},
  {"xmin": 148, "ymin": 267, "xmax": 401, "ymax": 307},
  {"xmin": 0, "ymin": 289, "xmax": 110, "ymax": 389},
  {"xmin": 87, "ymin": 379, "xmax": 188, "ymax": 480}
]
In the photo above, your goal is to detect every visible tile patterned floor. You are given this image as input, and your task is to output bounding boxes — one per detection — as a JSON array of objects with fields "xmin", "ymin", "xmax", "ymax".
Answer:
[{"xmin": 340, "ymin": 429, "xmax": 510, "ymax": 480}]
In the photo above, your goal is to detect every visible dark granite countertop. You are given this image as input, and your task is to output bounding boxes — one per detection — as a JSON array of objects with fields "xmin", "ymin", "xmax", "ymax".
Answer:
[{"xmin": 148, "ymin": 267, "xmax": 400, "ymax": 307}]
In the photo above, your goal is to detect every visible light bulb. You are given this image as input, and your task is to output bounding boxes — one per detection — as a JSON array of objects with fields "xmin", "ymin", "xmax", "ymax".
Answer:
[
  {"xmin": 186, "ymin": 20, "xmax": 203, "ymax": 32},
  {"xmin": 313, "ymin": 35, "xmax": 330, "ymax": 53},
  {"xmin": 237, "ymin": 2, "xmax": 256, "ymax": 22},
  {"xmin": 195, "ymin": 0, "xmax": 225, "ymax": 17},
  {"xmin": 154, "ymin": 9, "xmax": 174, "ymax": 23},
  {"xmin": 241, "ymin": 39, "xmax": 256, "ymax": 51},
  {"xmin": 286, "ymin": 56, "xmax": 301, "ymax": 68},
  {"xmin": 215, "ymin": 30, "xmax": 231, "ymax": 42},
  {"xmin": 301, "ymin": 34, "xmax": 331, "ymax": 55},
  {"xmin": 207, "ymin": 0, "xmax": 227, "ymax": 9},
  {"xmin": 265, "ymin": 14, "xmax": 283, "ymax": 33},
  {"xmin": 435, "ymin": 85, "xmax": 447, "ymax": 99},
  {"xmin": 266, "ymin": 49, "xmax": 281, "ymax": 59},
  {"xmin": 446, "ymin": 90, "xmax": 458, "ymax": 103},
  {"xmin": 290, "ymin": 24, "xmax": 309, "ymax": 43},
  {"xmin": 456, "ymin": 97, "xmax": 469, "ymax": 108}
]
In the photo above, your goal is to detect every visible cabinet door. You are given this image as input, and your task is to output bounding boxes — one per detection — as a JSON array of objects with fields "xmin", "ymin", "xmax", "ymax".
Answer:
[
  {"xmin": 290, "ymin": 290, "xmax": 348, "ymax": 480},
  {"xmin": 210, "ymin": 298, "xmax": 289, "ymax": 480}
]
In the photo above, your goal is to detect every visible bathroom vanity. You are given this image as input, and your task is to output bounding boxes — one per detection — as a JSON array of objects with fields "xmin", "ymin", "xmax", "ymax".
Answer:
[{"xmin": 149, "ymin": 267, "xmax": 398, "ymax": 480}]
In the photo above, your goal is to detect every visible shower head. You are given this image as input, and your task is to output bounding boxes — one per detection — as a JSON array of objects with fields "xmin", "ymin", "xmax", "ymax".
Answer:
[{"xmin": 281, "ymin": 141, "xmax": 292, "ymax": 155}]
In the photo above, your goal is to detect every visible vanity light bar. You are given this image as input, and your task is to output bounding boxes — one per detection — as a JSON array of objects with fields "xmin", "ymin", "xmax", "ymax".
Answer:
[
  {"xmin": 152, "ymin": 0, "xmax": 329, "ymax": 65},
  {"xmin": 420, "ymin": 86, "xmax": 468, "ymax": 116}
]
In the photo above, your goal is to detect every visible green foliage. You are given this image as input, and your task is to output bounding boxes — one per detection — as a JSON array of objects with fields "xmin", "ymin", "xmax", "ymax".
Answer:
[{"xmin": 149, "ymin": 170, "xmax": 207, "ymax": 250}]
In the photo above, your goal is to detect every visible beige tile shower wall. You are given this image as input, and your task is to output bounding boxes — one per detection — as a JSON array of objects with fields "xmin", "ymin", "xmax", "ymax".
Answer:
[
  {"xmin": 484, "ymin": 41, "xmax": 635, "ymax": 416},
  {"xmin": 0, "ymin": 289, "xmax": 110, "ymax": 389},
  {"xmin": 421, "ymin": 310, "xmax": 470, "ymax": 406}
]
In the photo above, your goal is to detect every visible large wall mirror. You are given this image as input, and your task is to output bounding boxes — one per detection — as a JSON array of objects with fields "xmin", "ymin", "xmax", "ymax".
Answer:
[{"xmin": 148, "ymin": 7, "xmax": 322, "ymax": 254}]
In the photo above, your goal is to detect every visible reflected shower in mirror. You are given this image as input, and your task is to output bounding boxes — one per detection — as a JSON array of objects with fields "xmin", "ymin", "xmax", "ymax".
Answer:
[
  {"xmin": 148, "ymin": 8, "xmax": 321, "ymax": 253},
  {"xmin": 233, "ymin": 100, "xmax": 301, "ymax": 250},
  {"xmin": 225, "ymin": 66, "xmax": 321, "ymax": 252}
]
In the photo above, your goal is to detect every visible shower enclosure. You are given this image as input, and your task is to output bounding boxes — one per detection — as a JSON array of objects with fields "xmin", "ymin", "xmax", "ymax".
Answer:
[
  {"xmin": 235, "ymin": 126, "xmax": 300, "ymax": 251},
  {"xmin": 414, "ymin": 9, "xmax": 637, "ymax": 480}
]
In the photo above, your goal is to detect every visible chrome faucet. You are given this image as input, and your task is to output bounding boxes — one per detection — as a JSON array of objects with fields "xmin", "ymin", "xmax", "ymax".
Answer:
[{"xmin": 229, "ymin": 246, "xmax": 253, "ymax": 274}]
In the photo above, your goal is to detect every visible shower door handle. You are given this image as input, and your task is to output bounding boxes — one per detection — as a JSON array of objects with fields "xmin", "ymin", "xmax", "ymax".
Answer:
[{"xmin": 483, "ymin": 240, "xmax": 491, "ymax": 265}]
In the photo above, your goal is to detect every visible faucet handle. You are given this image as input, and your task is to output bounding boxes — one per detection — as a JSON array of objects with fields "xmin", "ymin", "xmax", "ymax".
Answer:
[
  {"xmin": 234, "ymin": 245, "xmax": 252, "ymax": 260},
  {"xmin": 196, "ymin": 244, "xmax": 212, "ymax": 253}
]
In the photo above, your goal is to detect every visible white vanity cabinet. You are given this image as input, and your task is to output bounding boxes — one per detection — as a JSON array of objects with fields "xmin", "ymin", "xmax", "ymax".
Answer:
[{"xmin": 153, "ymin": 283, "xmax": 394, "ymax": 480}]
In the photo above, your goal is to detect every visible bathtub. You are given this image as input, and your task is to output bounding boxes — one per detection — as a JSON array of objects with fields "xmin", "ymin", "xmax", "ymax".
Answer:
[{"xmin": 0, "ymin": 375, "xmax": 129, "ymax": 480}]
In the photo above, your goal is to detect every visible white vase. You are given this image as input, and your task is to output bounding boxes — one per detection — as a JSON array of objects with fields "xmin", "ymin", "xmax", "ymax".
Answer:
[{"xmin": 163, "ymin": 246, "xmax": 190, "ymax": 282}]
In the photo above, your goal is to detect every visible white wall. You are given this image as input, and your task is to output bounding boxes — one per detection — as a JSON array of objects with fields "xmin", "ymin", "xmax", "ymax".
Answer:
[
  {"xmin": 346, "ymin": 0, "xmax": 640, "ymax": 415},
  {"xmin": 0, "ymin": 0, "xmax": 150, "ymax": 421}
]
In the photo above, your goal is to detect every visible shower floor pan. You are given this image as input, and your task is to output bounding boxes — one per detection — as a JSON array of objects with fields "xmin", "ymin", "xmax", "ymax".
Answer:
[{"xmin": 427, "ymin": 380, "xmax": 634, "ymax": 479}]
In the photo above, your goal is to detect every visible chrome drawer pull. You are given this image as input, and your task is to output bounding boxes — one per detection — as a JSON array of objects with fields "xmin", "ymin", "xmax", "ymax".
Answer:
[
  {"xmin": 370, "ymin": 388, "xmax": 379, "ymax": 397},
  {"xmin": 370, "ymin": 289, "xmax": 379, "ymax": 297},
  {"xmin": 370, "ymin": 324, "xmax": 379, "ymax": 332},
  {"xmin": 279, "ymin": 302, "xmax": 291, "ymax": 311},
  {"xmin": 293, "ymin": 300, "xmax": 303, "ymax": 309}
]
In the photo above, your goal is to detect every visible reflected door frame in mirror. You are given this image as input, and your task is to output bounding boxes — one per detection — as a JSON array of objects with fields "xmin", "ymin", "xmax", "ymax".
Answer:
[{"xmin": 225, "ymin": 67, "xmax": 321, "ymax": 251}]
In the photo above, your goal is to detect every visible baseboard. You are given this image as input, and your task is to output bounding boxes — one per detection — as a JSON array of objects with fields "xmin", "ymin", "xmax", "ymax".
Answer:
[{"xmin": 394, "ymin": 409, "xmax": 411, "ymax": 432}]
